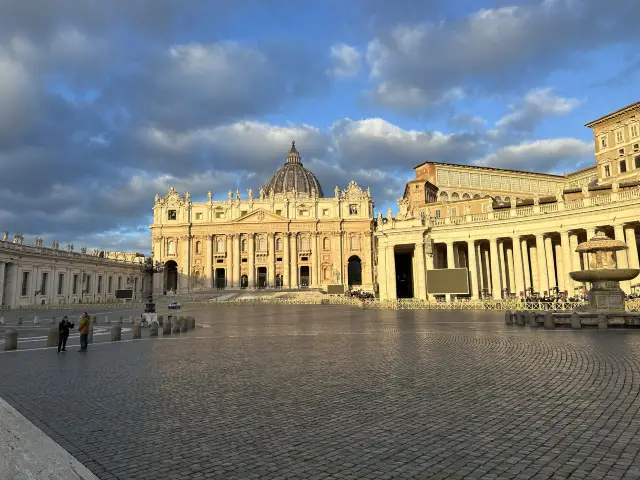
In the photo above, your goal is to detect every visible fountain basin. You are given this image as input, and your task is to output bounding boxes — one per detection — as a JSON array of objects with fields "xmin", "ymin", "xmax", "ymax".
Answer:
[{"xmin": 570, "ymin": 268, "xmax": 640, "ymax": 283}]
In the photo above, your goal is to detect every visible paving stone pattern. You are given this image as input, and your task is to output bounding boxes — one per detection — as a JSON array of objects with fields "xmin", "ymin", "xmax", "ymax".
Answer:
[{"xmin": 1, "ymin": 305, "xmax": 640, "ymax": 479}]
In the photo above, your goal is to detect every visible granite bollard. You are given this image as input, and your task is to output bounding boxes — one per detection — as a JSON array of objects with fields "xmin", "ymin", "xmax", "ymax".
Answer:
[
  {"xmin": 543, "ymin": 312, "xmax": 555, "ymax": 330},
  {"xmin": 17, "ymin": 317, "xmax": 22, "ymax": 325},
  {"xmin": 157, "ymin": 314, "xmax": 163, "ymax": 326},
  {"xmin": 570, "ymin": 312, "xmax": 581, "ymax": 329},
  {"xmin": 189, "ymin": 317, "xmax": 196, "ymax": 329},
  {"xmin": 180, "ymin": 316, "xmax": 188, "ymax": 332},
  {"xmin": 104, "ymin": 315, "xmax": 110, "ymax": 324},
  {"xmin": 527, "ymin": 312, "xmax": 537, "ymax": 327},
  {"xmin": 4, "ymin": 329, "xmax": 18, "ymax": 351},
  {"xmin": 504, "ymin": 310, "xmax": 513, "ymax": 325},
  {"xmin": 118, "ymin": 316, "xmax": 123, "ymax": 325},
  {"xmin": 128, "ymin": 315, "xmax": 134, "ymax": 324},
  {"xmin": 33, "ymin": 316, "xmax": 40, "ymax": 325},
  {"xmin": 133, "ymin": 322, "xmax": 142, "ymax": 339},
  {"xmin": 150, "ymin": 321, "xmax": 159, "ymax": 337},
  {"xmin": 0, "ymin": 317, "xmax": 4, "ymax": 325},
  {"xmin": 111, "ymin": 324, "xmax": 122, "ymax": 341},
  {"xmin": 47, "ymin": 327, "xmax": 59, "ymax": 347},
  {"xmin": 172, "ymin": 318, "xmax": 181, "ymax": 334},
  {"xmin": 516, "ymin": 311, "xmax": 525, "ymax": 326},
  {"xmin": 163, "ymin": 318, "xmax": 172, "ymax": 335},
  {"xmin": 598, "ymin": 313, "xmax": 608, "ymax": 329}
]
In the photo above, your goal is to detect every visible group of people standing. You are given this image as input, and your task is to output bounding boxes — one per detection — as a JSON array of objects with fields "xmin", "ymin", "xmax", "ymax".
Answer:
[{"xmin": 57, "ymin": 312, "xmax": 90, "ymax": 353}]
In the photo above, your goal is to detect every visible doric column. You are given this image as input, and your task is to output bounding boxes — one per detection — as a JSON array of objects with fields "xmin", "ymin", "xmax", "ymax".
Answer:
[
  {"xmin": 233, "ymin": 234, "xmax": 241, "ymax": 287},
  {"xmin": 283, "ymin": 233, "xmax": 290, "ymax": 288},
  {"xmin": 414, "ymin": 241, "xmax": 427, "ymax": 300},
  {"xmin": 554, "ymin": 240, "xmax": 565, "ymax": 293},
  {"xmin": 614, "ymin": 224, "xmax": 630, "ymax": 293},
  {"xmin": 520, "ymin": 238, "xmax": 530, "ymax": 294},
  {"xmin": 446, "ymin": 242, "xmax": 455, "ymax": 301},
  {"xmin": 498, "ymin": 240, "xmax": 507, "ymax": 295},
  {"xmin": 625, "ymin": 225, "xmax": 639, "ymax": 270},
  {"xmin": 489, "ymin": 238, "xmax": 501, "ymax": 299},
  {"xmin": 483, "ymin": 246, "xmax": 491, "ymax": 295},
  {"xmin": 248, "ymin": 233, "xmax": 255, "ymax": 288},
  {"xmin": 291, "ymin": 233, "xmax": 298, "ymax": 288},
  {"xmin": 207, "ymin": 235, "xmax": 214, "ymax": 289},
  {"xmin": 312, "ymin": 232, "xmax": 319, "ymax": 287},
  {"xmin": 0, "ymin": 262, "xmax": 5, "ymax": 306},
  {"xmin": 506, "ymin": 242, "xmax": 515, "ymax": 295},
  {"xmin": 560, "ymin": 231, "xmax": 574, "ymax": 296},
  {"xmin": 476, "ymin": 243, "xmax": 484, "ymax": 295},
  {"xmin": 544, "ymin": 236, "xmax": 557, "ymax": 291},
  {"xmin": 467, "ymin": 240, "xmax": 479, "ymax": 299},
  {"xmin": 511, "ymin": 236, "xmax": 524, "ymax": 297},
  {"xmin": 569, "ymin": 233, "xmax": 581, "ymax": 291},
  {"xmin": 386, "ymin": 246, "xmax": 397, "ymax": 300},
  {"xmin": 535, "ymin": 234, "xmax": 549, "ymax": 295},
  {"xmin": 268, "ymin": 233, "xmax": 276, "ymax": 287},
  {"xmin": 226, "ymin": 235, "xmax": 233, "ymax": 288}
]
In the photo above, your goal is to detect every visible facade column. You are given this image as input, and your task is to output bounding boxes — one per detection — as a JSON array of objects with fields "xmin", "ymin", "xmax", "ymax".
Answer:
[
  {"xmin": 233, "ymin": 235, "xmax": 241, "ymax": 287},
  {"xmin": 248, "ymin": 233, "xmax": 255, "ymax": 288},
  {"xmin": 268, "ymin": 233, "xmax": 276, "ymax": 287},
  {"xmin": 489, "ymin": 238, "xmax": 501, "ymax": 299},
  {"xmin": 483, "ymin": 246, "xmax": 491, "ymax": 296},
  {"xmin": 560, "ymin": 231, "xmax": 574, "ymax": 296},
  {"xmin": 614, "ymin": 224, "xmax": 631, "ymax": 293},
  {"xmin": 283, "ymin": 233, "xmax": 290, "ymax": 288},
  {"xmin": 498, "ymin": 240, "xmax": 507, "ymax": 296},
  {"xmin": 521, "ymin": 239, "xmax": 530, "ymax": 294},
  {"xmin": 506, "ymin": 243, "xmax": 515, "ymax": 295},
  {"xmin": 207, "ymin": 235, "xmax": 214, "ymax": 289},
  {"xmin": 291, "ymin": 234, "xmax": 298, "ymax": 288},
  {"xmin": 446, "ymin": 242, "xmax": 455, "ymax": 301},
  {"xmin": 476, "ymin": 243, "xmax": 484, "ymax": 295},
  {"xmin": 512, "ymin": 236, "xmax": 524, "ymax": 297},
  {"xmin": 535, "ymin": 234, "xmax": 550, "ymax": 295},
  {"xmin": 467, "ymin": 240, "xmax": 479, "ymax": 299},
  {"xmin": 312, "ymin": 233, "xmax": 319, "ymax": 287},
  {"xmin": 544, "ymin": 236, "xmax": 557, "ymax": 292},
  {"xmin": 569, "ymin": 233, "xmax": 582, "ymax": 293},
  {"xmin": 0, "ymin": 262, "xmax": 5, "ymax": 306},
  {"xmin": 554, "ymin": 240, "xmax": 565, "ymax": 294},
  {"xmin": 226, "ymin": 235, "xmax": 233, "ymax": 288},
  {"xmin": 625, "ymin": 226, "xmax": 639, "ymax": 270},
  {"xmin": 414, "ymin": 241, "xmax": 427, "ymax": 300},
  {"xmin": 386, "ymin": 246, "xmax": 397, "ymax": 300}
]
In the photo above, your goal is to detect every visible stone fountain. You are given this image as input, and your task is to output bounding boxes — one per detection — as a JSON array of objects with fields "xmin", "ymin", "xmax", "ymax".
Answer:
[{"xmin": 569, "ymin": 233, "xmax": 639, "ymax": 312}]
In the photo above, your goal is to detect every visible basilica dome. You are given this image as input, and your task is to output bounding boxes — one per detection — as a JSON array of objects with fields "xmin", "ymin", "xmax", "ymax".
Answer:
[{"xmin": 265, "ymin": 142, "xmax": 324, "ymax": 197}]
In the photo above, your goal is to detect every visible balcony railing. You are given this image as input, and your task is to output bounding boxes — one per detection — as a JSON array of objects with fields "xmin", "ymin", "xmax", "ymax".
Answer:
[{"xmin": 0, "ymin": 241, "xmax": 143, "ymax": 266}]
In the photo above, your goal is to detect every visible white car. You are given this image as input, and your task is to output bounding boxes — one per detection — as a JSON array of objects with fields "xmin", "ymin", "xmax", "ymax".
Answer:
[{"xmin": 168, "ymin": 301, "xmax": 181, "ymax": 309}]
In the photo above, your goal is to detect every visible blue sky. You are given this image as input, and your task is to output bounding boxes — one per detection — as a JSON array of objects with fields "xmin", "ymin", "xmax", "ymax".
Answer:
[{"xmin": 0, "ymin": 0, "xmax": 638, "ymax": 253}]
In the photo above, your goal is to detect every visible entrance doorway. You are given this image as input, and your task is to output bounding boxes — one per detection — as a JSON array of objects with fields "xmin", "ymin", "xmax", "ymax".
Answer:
[
  {"xmin": 257, "ymin": 267, "xmax": 267, "ymax": 288},
  {"xmin": 215, "ymin": 268, "xmax": 226, "ymax": 289},
  {"xmin": 394, "ymin": 251, "xmax": 414, "ymax": 298},
  {"xmin": 275, "ymin": 274, "xmax": 283, "ymax": 288},
  {"xmin": 164, "ymin": 260, "xmax": 178, "ymax": 292},
  {"xmin": 241, "ymin": 275, "xmax": 248, "ymax": 289},
  {"xmin": 299, "ymin": 266, "xmax": 310, "ymax": 287},
  {"xmin": 347, "ymin": 256, "xmax": 362, "ymax": 287}
]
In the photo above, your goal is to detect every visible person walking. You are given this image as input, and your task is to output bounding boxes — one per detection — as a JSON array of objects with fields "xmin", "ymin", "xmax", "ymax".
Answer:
[
  {"xmin": 78, "ymin": 312, "xmax": 90, "ymax": 352},
  {"xmin": 57, "ymin": 316, "xmax": 74, "ymax": 353}
]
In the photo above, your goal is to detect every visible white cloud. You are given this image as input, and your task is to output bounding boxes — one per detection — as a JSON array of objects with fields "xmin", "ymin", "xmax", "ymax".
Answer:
[
  {"xmin": 496, "ymin": 88, "xmax": 583, "ymax": 132},
  {"xmin": 329, "ymin": 43, "xmax": 361, "ymax": 78}
]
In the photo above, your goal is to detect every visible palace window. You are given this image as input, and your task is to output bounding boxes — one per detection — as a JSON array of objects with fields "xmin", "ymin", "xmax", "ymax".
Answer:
[
  {"xmin": 167, "ymin": 241, "xmax": 175, "ymax": 255},
  {"xmin": 435, "ymin": 209, "xmax": 441, "ymax": 218},
  {"xmin": 324, "ymin": 267, "xmax": 331, "ymax": 281},
  {"xmin": 215, "ymin": 210, "xmax": 224, "ymax": 219},
  {"xmin": 241, "ymin": 239, "xmax": 247, "ymax": 252},
  {"xmin": 439, "ymin": 192, "xmax": 448, "ymax": 202},
  {"xmin": 620, "ymin": 160, "xmax": 627, "ymax": 173},
  {"xmin": 635, "ymin": 156, "xmax": 640, "ymax": 169},
  {"xmin": 634, "ymin": 143, "xmax": 639, "ymax": 152},
  {"xmin": 217, "ymin": 239, "xmax": 224, "ymax": 252},
  {"xmin": 299, "ymin": 209, "xmax": 309, "ymax": 217},
  {"xmin": 58, "ymin": 273, "xmax": 64, "ymax": 295},
  {"xmin": 195, "ymin": 212, "xmax": 203, "ymax": 220},
  {"xmin": 616, "ymin": 129, "xmax": 624, "ymax": 144},
  {"xmin": 632, "ymin": 124, "xmax": 639, "ymax": 138},
  {"xmin": 240, "ymin": 210, "xmax": 247, "ymax": 217},
  {"xmin": 40, "ymin": 272, "xmax": 48, "ymax": 295},
  {"xmin": 349, "ymin": 204, "xmax": 358, "ymax": 215},
  {"xmin": 73, "ymin": 274, "xmax": 79, "ymax": 295},
  {"xmin": 259, "ymin": 237, "xmax": 267, "ymax": 251},
  {"xmin": 603, "ymin": 165, "xmax": 611, "ymax": 177},
  {"xmin": 21, "ymin": 271, "xmax": 29, "ymax": 296},
  {"xmin": 300, "ymin": 237, "xmax": 309, "ymax": 250},
  {"xmin": 451, "ymin": 207, "xmax": 458, "ymax": 217},
  {"xmin": 451, "ymin": 192, "xmax": 459, "ymax": 201},
  {"xmin": 600, "ymin": 136, "xmax": 607, "ymax": 148},
  {"xmin": 276, "ymin": 209, "xmax": 282, "ymax": 216},
  {"xmin": 322, "ymin": 208, "xmax": 329, "ymax": 216},
  {"xmin": 195, "ymin": 241, "xmax": 201, "ymax": 254},
  {"xmin": 276, "ymin": 238, "xmax": 282, "ymax": 251},
  {"xmin": 619, "ymin": 148, "xmax": 625, "ymax": 156},
  {"xmin": 323, "ymin": 237, "xmax": 330, "ymax": 250},
  {"xmin": 168, "ymin": 209, "xmax": 177, "ymax": 220}
]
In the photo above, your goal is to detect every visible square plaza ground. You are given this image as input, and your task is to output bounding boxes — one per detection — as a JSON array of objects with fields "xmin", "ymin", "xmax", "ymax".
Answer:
[{"xmin": 1, "ymin": 304, "xmax": 640, "ymax": 480}]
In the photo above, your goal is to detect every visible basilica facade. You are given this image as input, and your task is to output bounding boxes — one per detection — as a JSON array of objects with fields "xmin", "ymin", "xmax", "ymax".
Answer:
[
  {"xmin": 376, "ymin": 101, "xmax": 640, "ymax": 301},
  {"xmin": 150, "ymin": 143, "xmax": 375, "ymax": 293}
]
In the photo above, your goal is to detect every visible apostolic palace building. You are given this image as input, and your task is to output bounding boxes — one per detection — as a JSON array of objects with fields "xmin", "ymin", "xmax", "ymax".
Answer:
[{"xmin": 2, "ymin": 102, "xmax": 640, "ymax": 309}]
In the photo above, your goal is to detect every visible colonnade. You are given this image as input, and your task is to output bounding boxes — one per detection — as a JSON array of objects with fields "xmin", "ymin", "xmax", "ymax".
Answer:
[{"xmin": 435, "ymin": 223, "xmax": 639, "ymax": 299}]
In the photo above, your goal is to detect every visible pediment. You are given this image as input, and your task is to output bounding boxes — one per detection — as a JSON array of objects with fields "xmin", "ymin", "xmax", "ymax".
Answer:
[{"xmin": 233, "ymin": 208, "xmax": 288, "ymax": 224}]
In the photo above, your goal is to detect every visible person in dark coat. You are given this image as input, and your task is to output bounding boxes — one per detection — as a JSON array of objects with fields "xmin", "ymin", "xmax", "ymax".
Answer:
[{"xmin": 57, "ymin": 316, "xmax": 74, "ymax": 352}]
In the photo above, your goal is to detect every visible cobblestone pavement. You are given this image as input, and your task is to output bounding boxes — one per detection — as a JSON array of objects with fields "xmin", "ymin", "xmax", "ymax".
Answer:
[{"xmin": 1, "ymin": 305, "xmax": 640, "ymax": 479}]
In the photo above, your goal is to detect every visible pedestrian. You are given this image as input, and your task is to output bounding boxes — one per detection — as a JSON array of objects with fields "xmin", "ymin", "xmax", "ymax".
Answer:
[
  {"xmin": 78, "ymin": 312, "xmax": 90, "ymax": 352},
  {"xmin": 57, "ymin": 316, "xmax": 74, "ymax": 353}
]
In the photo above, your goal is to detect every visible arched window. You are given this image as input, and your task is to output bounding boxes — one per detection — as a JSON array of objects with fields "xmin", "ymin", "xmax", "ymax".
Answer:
[
  {"xmin": 276, "ymin": 238, "xmax": 282, "ymax": 251},
  {"xmin": 462, "ymin": 193, "xmax": 470, "ymax": 200},
  {"xmin": 301, "ymin": 237, "xmax": 309, "ymax": 250},
  {"xmin": 494, "ymin": 196, "xmax": 502, "ymax": 203},
  {"xmin": 168, "ymin": 241, "xmax": 175, "ymax": 255},
  {"xmin": 324, "ymin": 267, "xmax": 331, "ymax": 280},
  {"xmin": 259, "ymin": 237, "xmax": 267, "ymax": 251},
  {"xmin": 439, "ymin": 192, "xmax": 449, "ymax": 202},
  {"xmin": 473, "ymin": 194, "xmax": 481, "ymax": 199},
  {"xmin": 241, "ymin": 239, "xmax": 247, "ymax": 252},
  {"xmin": 217, "ymin": 239, "xmax": 224, "ymax": 252},
  {"xmin": 504, "ymin": 197, "xmax": 511, "ymax": 205},
  {"xmin": 195, "ymin": 241, "xmax": 201, "ymax": 254},
  {"xmin": 350, "ymin": 235, "xmax": 359, "ymax": 250},
  {"xmin": 323, "ymin": 237, "xmax": 329, "ymax": 250},
  {"xmin": 451, "ymin": 192, "xmax": 460, "ymax": 201}
]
